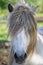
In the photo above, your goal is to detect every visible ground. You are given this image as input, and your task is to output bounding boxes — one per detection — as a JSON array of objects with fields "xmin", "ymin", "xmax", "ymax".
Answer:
[{"xmin": 0, "ymin": 42, "xmax": 10, "ymax": 65}]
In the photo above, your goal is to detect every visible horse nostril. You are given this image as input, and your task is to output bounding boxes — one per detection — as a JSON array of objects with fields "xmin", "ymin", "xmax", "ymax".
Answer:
[
  {"xmin": 14, "ymin": 53, "xmax": 27, "ymax": 63},
  {"xmin": 14, "ymin": 53, "xmax": 27, "ymax": 59},
  {"xmin": 24, "ymin": 53, "xmax": 27, "ymax": 59},
  {"xmin": 14, "ymin": 53, "xmax": 18, "ymax": 59}
]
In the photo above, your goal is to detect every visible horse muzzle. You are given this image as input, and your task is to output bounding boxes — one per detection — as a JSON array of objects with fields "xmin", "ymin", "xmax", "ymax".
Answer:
[{"xmin": 14, "ymin": 53, "xmax": 27, "ymax": 64}]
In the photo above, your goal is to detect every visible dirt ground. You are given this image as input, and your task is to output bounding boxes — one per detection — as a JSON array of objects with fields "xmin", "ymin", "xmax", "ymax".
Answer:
[{"xmin": 0, "ymin": 42, "xmax": 10, "ymax": 65}]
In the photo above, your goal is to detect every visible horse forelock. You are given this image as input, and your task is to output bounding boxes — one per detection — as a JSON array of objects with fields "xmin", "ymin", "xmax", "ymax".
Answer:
[{"xmin": 8, "ymin": 5, "xmax": 37, "ymax": 36}]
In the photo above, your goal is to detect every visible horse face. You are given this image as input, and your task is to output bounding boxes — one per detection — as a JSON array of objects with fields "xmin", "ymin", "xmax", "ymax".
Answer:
[
  {"xmin": 8, "ymin": 4, "xmax": 37, "ymax": 64},
  {"xmin": 11, "ymin": 28, "xmax": 30, "ymax": 64}
]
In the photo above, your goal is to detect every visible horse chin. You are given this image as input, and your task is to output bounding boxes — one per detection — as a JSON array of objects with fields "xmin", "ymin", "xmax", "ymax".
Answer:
[
  {"xmin": 15, "ymin": 62, "xmax": 24, "ymax": 65},
  {"xmin": 15, "ymin": 60, "xmax": 25, "ymax": 64},
  {"xmin": 15, "ymin": 59, "xmax": 26, "ymax": 64},
  {"xmin": 17, "ymin": 62, "xmax": 24, "ymax": 64}
]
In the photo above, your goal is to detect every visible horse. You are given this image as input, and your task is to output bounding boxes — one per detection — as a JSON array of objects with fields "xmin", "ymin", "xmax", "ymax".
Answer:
[{"xmin": 8, "ymin": 2, "xmax": 43, "ymax": 65}]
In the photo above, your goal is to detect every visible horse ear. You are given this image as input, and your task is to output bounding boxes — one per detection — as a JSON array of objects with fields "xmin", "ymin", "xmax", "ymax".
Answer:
[
  {"xmin": 32, "ymin": 6, "xmax": 39, "ymax": 12},
  {"xmin": 8, "ymin": 4, "xmax": 14, "ymax": 12},
  {"xmin": 29, "ymin": 4, "xmax": 39, "ymax": 13}
]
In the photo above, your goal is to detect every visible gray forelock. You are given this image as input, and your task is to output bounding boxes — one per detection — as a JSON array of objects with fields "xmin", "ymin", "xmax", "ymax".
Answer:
[{"xmin": 8, "ymin": 5, "xmax": 37, "ymax": 36}]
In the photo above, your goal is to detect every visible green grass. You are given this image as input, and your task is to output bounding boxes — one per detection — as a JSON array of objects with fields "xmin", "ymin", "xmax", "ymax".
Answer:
[
  {"xmin": 37, "ymin": 22, "xmax": 43, "ymax": 27},
  {"xmin": 0, "ymin": 21, "xmax": 8, "ymax": 42},
  {"xmin": 0, "ymin": 9, "xmax": 8, "ymax": 17},
  {"xmin": 35, "ymin": 13, "xmax": 43, "ymax": 17}
]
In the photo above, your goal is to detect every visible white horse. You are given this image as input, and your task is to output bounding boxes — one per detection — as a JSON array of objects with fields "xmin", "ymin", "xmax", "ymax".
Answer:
[{"xmin": 8, "ymin": 1, "xmax": 43, "ymax": 65}]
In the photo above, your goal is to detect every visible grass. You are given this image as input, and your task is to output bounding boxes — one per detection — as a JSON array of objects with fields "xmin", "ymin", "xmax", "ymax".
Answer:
[
  {"xmin": 35, "ymin": 13, "xmax": 43, "ymax": 17},
  {"xmin": 37, "ymin": 22, "xmax": 43, "ymax": 27},
  {"xmin": 0, "ymin": 21, "xmax": 9, "ymax": 42},
  {"xmin": 0, "ymin": 9, "xmax": 8, "ymax": 17}
]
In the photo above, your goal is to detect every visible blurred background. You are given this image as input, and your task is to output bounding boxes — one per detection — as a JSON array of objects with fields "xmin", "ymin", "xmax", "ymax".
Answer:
[{"xmin": 0, "ymin": 0, "xmax": 43, "ymax": 65}]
